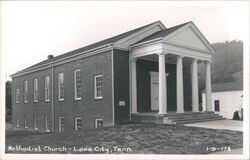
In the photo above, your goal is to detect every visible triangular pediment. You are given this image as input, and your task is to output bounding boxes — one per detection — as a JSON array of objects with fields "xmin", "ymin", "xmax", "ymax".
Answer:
[
  {"xmin": 164, "ymin": 22, "xmax": 214, "ymax": 53},
  {"xmin": 115, "ymin": 21, "xmax": 166, "ymax": 46}
]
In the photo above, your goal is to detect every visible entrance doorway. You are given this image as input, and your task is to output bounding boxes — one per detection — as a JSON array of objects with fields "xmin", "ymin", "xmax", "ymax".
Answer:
[{"xmin": 150, "ymin": 72, "xmax": 168, "ymax": 111}]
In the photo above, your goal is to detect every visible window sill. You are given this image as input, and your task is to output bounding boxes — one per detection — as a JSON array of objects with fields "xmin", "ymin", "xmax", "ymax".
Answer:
[
  {"xmin": 25, "ymin": 127, "xmax": 28, "ymax": 129},
  {"xmin": 34, "ymin": 128, "xmax": 38, "ymax": 131},
  {"xmin": 58, "ymin": 99, "xmax": 64, "ymax": 102},
  {"xmin": 94, "ymin": 97, "xmax": 103, "ymax": 100},
  {"xmin": 74, "ymin": 98, "xmax": 82, "ymax": 101},
  {"xmin": 45, "ymin": 100, "xmax": 50, "ymax": 102}
]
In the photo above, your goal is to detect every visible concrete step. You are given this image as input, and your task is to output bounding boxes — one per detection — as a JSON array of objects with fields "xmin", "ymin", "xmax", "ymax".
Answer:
[
  {"xmin": 176, "ymin": 117, "xmax": 223, "ymax": 124},
  {"xmin": 167, "ymin": 114, "xmax": 222, "ymax": 120},
  {"xmin": 165, "ymin": 111, "xmax": 215, "ymax": 117}
]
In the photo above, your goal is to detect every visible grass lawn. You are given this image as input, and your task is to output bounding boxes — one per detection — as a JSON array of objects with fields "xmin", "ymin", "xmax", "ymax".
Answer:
[{"xmin": 5, "ymin": 124, "xmax": 243, "ymax": 154}]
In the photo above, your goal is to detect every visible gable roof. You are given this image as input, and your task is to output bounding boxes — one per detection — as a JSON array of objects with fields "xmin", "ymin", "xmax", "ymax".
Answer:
[
  {"xmin": 12, "ymin": 21, "xmax": 164, "ymax": 76},
  {"xmin": 135, "ymin": 21, "xmax": 190, "ymax": 44}
]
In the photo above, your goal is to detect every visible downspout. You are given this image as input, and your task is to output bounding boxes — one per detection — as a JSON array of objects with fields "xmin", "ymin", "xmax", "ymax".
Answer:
[
  {"xmin": 51, "ymin": 64, "xmax": 55, "ymax": 132},
  {"xmin": 128, "ymin": 46, "xmax": 132, "ymax": 121},
  {"xmin": 111, "ymin": 48, "xmax": 115, "ymax": 126}
]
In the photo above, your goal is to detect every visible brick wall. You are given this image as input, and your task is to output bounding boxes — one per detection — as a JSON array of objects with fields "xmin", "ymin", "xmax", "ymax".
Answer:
[{"xmin": 12, "ymin": 50, "xmax": 113, "ymax": 132}]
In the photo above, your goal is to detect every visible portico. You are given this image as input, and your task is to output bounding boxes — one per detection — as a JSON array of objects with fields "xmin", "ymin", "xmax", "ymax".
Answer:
[{"xmin": 129, "ymin": 21, "xmax": 215, "ymax": 116}]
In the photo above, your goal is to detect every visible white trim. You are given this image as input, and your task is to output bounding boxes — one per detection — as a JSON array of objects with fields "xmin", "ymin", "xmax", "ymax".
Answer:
[
  {"xmin": 58, "ymin": 73, "xmax": 64, "ymax": 101},
  {"xmin": 163, "ymin": 22, "xmax": 215, "ymax": 53},
  {"xmin": 58, "ymin": 117, "xmax": 64, "ymax": 132},
  {"xmin": 94, "ymin": 74, "xmax": 103, "ymax": 100},
  {"xmin": 116, "ymin": 21, "xmax": 166, "ymax": 44},
  {"xmin": 74, "ymin": 117, "xmax": 82, "ymax": 131},
  {"xmin": 45, "ymin": 76, "xmax": 50, "ymax": 102},
  {"xmin": 33, "ymin": 79, "xmax": 38, "ymax": 102},
  {"xmin": 164, "ymin": 41, "xmax": 213, "ymax": 54},
  {"xmin": 16, "ymin": 89, "xmax": 20, "ymax": 103},
  {"xmin": 24, "ymin": 81, "xmax": 28, "ymax": 103},
  {"xmin": 94, "ymin": 118, "xmax": 103, "ymax": 128},
  {"xmin": 24, "ymin": 115, "xmax": 28, "ymax": 128},
  {"xmin": 45, "ymin": 116, "xmax": 50, "ymax": 132},
  {"xmin": 74, "ymin": 69, "xmax": 82, "ymax": 100},
  {"xmin": 11, "ymin": 45, "xmax": 112, "ymax": 78},
  {"xmin": 130, "ymin": 37, "xmax": 163, "ymax": 48}
]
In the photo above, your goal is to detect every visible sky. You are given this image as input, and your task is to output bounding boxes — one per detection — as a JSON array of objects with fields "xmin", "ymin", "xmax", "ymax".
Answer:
[{"xmin": 0, "ymin": 1, "xmax": 249, "ymax": 80}]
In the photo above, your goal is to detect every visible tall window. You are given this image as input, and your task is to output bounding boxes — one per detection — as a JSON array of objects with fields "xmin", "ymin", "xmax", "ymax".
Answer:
[
  {"xmin": 34, "ymin": 79, "xmax": 38, "ymax": 102},
  {"xmin": 95, "ymin": 118, "xmax": 103, "ymax": 128},
  {"xmin": 24, "ymin": 81, "xmax": 28, "ymax": 103},
  {"xmin": 214, "ymin": 100, "xmax": 220, "ymax": 112},
  {"xmin": 58, "ymin": 73, "xmax": 64, "ymax": 101},
  {"xmin": 74, "ymin": 69, "xmax": 81, "ymax": 100},
  {"xmin": 45, "ymin": 76, "xmax": 50, "ymax": 101},
  {"xmin": 24, "ymin": 115, "xmax": 28, "ymax": 128},
  {"xmin": 59, "ymin": 117, "xmax": 64, "ymax": 132},
  {"xmin": 33, "ymin": 116, "xmax": 38, "ymax": 130},
  {"xmin": 94, "ymin": 75, "xmax": 103, "ymax": 99},
  {"xmin": 16, "ymin": 89, "xmax": 20, "ymax": 103},
  {"xmin": 75, "ymin": 117, "xmax": 82, "ymax": 131},
  {"xmin": 45, "ymin": 116, "xmax": 50, "ymax": 132}
]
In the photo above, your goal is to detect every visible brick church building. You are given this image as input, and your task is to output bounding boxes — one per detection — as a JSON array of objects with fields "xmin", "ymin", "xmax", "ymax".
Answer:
[{"xmin": 11, "ymin": 20, "xmax": 221, "ymax": 133}]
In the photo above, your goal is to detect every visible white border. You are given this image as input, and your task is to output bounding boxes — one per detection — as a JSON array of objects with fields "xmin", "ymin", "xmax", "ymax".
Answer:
[{"xmin": 0, "ymin": 1, "xmax": 249, "ymax": 160}]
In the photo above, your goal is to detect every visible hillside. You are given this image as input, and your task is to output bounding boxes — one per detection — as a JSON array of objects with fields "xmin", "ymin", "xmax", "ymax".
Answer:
[{"xmin": 198, "ymin": 40, "xmax": 243, "ymax": 92}]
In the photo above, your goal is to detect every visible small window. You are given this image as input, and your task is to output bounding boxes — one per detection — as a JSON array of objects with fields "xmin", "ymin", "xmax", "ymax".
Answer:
[
  {"xmin": 16, "ymin": 89, "xmax": 20, "ymax": 103},
  {"xmin": 59, "ymin": 117, "xmax": 64, "ymax": 132},
  {"xmin": 95, "ymin": 118, "xmax": 103, "ymax": 128},
  {"xmin": 45, "ymin": 76, "xmax": 50, "ymax": 102},
  {"xmin": 94, "ymin": 75, "xmax": 103, "ymax": 99},
  {"xmin": 75, "ymin": 117, "xmax": 82, "ymax": 131},
  {"xmin": 24, "ymin": 81, "xmax": 28, "ymax": 103},
  {"xmin": 33, "ymin": 116, "xmax": 38, "ymax": 130},
  {"xmin": 214, "ymin": 100, "xmax": 220, "ymax": 112},
  {"xmin": 34, "ymin": 79, "xmax": 38, "ymax": 102},
  {"xmin": 45, "ymin": 116, "xmax": 50, "ymax": 132},
  {"xmin": 74, "ymin": 69, "xmax": 81, "ymax": 100},
  {"xmin": 16, "ymin": 114, "xmax": 19, "ymax": 128},
  {"xmin": 58, "ymin": 73, "xmax": 64, "ymax": 101},
  {"xmin": 24, "ymin": 115, "xmax": 28, "ymax": 128}
]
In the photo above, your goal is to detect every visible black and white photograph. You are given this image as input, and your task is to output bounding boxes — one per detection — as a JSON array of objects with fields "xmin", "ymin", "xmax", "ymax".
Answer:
[{"xmin": 0, "ymin": 1, "xmax": 249, "ymax": 160}]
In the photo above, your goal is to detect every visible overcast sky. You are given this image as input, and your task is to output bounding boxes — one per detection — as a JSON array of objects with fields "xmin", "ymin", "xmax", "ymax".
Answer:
[{"xmin": 0, "ymin": 1, "xmax": 249, "ymax": 80}]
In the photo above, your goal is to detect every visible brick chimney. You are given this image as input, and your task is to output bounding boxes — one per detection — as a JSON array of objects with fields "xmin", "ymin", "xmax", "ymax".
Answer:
[{"xmin": 47, "ymin": 55, "xmax": 54, "ymax": 59}]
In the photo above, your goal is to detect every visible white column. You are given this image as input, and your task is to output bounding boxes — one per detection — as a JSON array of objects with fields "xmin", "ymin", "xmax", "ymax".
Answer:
[
  {"xmin": 131, "ymin": 58, "xmax": 137, "ymax": 113},
  {"xmin": 192, "ymin": 59, "xmax": 199, "ymax": 112},
  {"xmin": 205, "ymin": 61, "xmax": 212, "ymax": 111},
  {"xmin": 158, "ymin": 53, "xmax": 167, "ymax": 114},
  {"xmin": 176, "ymin": 56, "xmax": 184, "ymax": 113}
]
